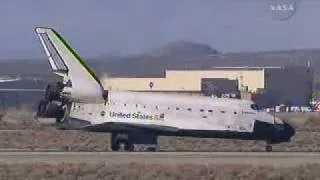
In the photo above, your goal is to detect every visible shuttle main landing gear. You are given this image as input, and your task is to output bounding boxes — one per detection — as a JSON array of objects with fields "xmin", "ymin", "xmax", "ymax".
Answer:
[
  {"xmin": 111, "ymin": 133, "xmax": 134, "ymax": 151},
  {"xmin": 265, "ymin": 141, "xmax": 273, "ymax": 152},
  {"xmin": 110, "ymin": 132, "xmax": 159, "ymax": 152},
  {"xmin": 265, "ymin": 145, "xmax": 272, "ymax": 152}
]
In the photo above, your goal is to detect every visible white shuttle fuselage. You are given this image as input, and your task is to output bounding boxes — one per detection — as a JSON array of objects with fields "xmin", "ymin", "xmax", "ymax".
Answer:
[{"xmin": 71, "ymin": 91, "xmax": 269, "ymax": 133}]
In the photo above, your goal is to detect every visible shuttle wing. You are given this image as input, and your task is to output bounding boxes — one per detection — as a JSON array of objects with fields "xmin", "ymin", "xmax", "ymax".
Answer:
[
  {"xmin": 96, "ymin": 122, "xmax": 179, "ymax": 133},
  {"xmin": 57, "ymin": 121, "xmax": 179, "ymax": 134}
]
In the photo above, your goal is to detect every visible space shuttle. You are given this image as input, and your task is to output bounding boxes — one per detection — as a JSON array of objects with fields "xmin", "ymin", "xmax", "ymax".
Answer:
[{"xmin": 34, "ymin": 27, "xmax": 295, "ymax": 152}]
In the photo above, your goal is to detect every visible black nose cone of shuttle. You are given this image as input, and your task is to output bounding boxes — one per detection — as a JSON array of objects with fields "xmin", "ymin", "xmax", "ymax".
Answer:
[
  {"xmin": 284, "ymin": 122, "xmax": 295, "ymax": 139},
  {"xmin": 270, "ymin": 121, "xmax": 296, "ymax": 143}
]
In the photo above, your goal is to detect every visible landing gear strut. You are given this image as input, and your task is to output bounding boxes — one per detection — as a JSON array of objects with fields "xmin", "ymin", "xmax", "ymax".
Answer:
[{"xmin": 265, "ymin": 142, "xmax": 273, "ymax": 152}]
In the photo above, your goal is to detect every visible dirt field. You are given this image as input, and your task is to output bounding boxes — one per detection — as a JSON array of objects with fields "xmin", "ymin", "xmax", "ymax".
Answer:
[
  {"xmin": 276, "ymin": 112, "xmax": 320, "ymax": 131},
  {"xmin": 0, "ymin": 163, "xmax": 319, "ymax": 180},
  {"xmin": 1, "ymin": 108, "xmax": 320, "ymax": 179},
  {"xmin": 0, "ymin": 129, "xmax": 317, "ymax": 152}
]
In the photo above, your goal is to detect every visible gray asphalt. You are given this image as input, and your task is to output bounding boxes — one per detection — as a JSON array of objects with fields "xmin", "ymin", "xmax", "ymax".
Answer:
[{"xmin": 0, "ymin": 152, "xmax": 319, "ymax": 167}]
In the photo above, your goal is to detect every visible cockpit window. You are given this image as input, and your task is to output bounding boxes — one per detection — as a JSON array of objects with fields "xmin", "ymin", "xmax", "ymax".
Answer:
[{"xmin": 250, "ymin": 104, "xmax": 261, "ymax": 111}]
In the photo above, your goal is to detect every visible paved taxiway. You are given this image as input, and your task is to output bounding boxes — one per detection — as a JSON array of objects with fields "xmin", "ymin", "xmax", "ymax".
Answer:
[{"xmin": 0, "ymin": 152, "xmax": 319, "ymax": 167}]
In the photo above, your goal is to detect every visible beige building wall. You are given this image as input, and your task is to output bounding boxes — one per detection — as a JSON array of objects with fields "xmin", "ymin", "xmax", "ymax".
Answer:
[{"xmin": 103, "ymin": 68, "xmax": 265, "ymax": 92}]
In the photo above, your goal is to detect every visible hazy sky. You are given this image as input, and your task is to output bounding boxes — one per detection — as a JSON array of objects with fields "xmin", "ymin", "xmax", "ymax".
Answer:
[{"xmin": 0, "ymin": 0, "xmax": 319, "ymax": 59}]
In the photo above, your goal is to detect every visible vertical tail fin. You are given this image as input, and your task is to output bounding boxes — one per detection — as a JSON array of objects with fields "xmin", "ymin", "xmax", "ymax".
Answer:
[{"xmin": 35, "ymin": 27, "xmax": 105, "ymax": 102}]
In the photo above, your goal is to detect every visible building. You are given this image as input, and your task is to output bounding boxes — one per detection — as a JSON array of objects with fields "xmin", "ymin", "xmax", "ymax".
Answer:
[
  {"xmin": 104, "ymin": 67, "xmax": 268, "ymax": 92},
  {"xmin": 103, "ymin": 66, "xmax": 313, "ymax": 107},
  {"xmin": 253, "ymin": 66, "xmax": 314, "ymax": 107}
]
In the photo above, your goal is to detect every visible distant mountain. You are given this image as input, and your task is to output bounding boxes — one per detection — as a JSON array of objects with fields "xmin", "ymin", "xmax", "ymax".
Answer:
[
  {"xmin": 97, "ymin": 45, "xmax": 319, "ymax": 78},
  {"xmin": 0, "ymin": 41, "xmax": 319, "ymax": 82},
  {"xmin": 3, "ymin": 43, "xmax": 320, "ymax": 109},
  {"xmin": 144, "ymin": 40, "xmax": 220, "ymax": 58}
]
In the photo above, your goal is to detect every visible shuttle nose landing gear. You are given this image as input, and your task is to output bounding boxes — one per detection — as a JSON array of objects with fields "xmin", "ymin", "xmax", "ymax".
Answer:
[
  {"xmin": 256, "ymin": 141, "xmax": 273, "ymax": 152},
  {"xmin": 263, "ymin": 122, "xmax": 296, "ymax": 152}
]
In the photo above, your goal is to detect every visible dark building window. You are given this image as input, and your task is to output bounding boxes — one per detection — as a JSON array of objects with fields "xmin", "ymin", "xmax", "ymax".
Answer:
[{"xmin": 201, "ymin": 78, "xmax": 239, "ymax": 97}]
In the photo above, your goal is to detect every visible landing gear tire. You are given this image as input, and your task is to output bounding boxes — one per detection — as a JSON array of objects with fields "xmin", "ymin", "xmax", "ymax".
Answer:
[
  {"xmin": 111, "ymin": 140, "xmax": 134, "ymax": 152},
  {"xmin": 266, "ymin": 145, "xmax": 272, "ymax": 152},
  {"xmin": 146, "ymin": 147, "xmax": 157, "ymax": 152}
]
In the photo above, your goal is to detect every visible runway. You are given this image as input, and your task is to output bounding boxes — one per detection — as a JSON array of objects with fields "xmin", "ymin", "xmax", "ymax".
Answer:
[{"xmin": 0, "ymin": 152, "xmax": 319, "ymax": 167}]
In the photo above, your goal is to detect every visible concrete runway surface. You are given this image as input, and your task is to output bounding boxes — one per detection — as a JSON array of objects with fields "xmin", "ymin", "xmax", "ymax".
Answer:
[{"xmin": 0, "ymin": 152, "xmax": 319, "ymax": 167}]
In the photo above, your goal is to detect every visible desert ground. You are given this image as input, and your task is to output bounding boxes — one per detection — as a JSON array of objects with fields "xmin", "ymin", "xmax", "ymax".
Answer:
[
  {"xmin": 0, "ymin": 107, "xmax": 320, "ymax": 179},
  {"xmin": 0, "ymin": 162, "xmax": 319, "ymax": 180},
  {"xmin": 0, "ymin": 107, "xmax": 319, "ymax": 152}
]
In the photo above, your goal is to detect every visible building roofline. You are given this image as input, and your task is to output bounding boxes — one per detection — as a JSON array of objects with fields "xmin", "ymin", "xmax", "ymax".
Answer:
[{"xmin": 167, "ymin": 66, "xmax": 283, "ymax": 71}]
